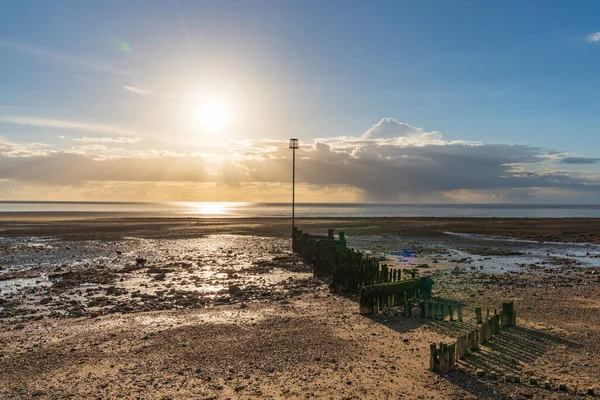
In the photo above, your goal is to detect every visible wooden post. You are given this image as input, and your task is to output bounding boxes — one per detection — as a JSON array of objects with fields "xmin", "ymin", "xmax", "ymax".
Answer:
[
  {"xmin": 448, "ymin": 304, "xmax": 454, "ymax": 321},
  {"xmin": 429, "ymin": 343, "xmax": 438, "ymax": 371},
  {"xmin": 457, "ymin": 306, "xmax": 463, "ymax": 322},
  {"xmin": 475, "ymin": 307, "xmax": 482, "ymax": 324}
]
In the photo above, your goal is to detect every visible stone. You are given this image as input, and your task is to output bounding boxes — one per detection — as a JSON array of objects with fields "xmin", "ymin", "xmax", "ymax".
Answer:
[
  {"xmin": 38, "ymin": 297, "xmax": 52, "ymax": 305},
  {"xmin": 559, "ymin": 383, "xmax": 567, "ymax": 392},
  {"xmin": 529, "ymin": 377, "xmax": 538, "ymax": 386}
]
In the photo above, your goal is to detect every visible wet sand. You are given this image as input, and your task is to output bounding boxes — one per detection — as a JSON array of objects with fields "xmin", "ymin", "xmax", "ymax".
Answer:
[{"xmin": 1, "ymin": 217, "xmax": 599, "ymax": 399}]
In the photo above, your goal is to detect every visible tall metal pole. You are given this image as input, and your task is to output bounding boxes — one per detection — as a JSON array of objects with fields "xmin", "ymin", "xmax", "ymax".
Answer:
[
  {"xmin": 289, "ymin": 138, "xmax": 299, "ymax": 236},
  {"xmin": 292, "ymin": 147, "xmax": 295, "ymax": 235}
]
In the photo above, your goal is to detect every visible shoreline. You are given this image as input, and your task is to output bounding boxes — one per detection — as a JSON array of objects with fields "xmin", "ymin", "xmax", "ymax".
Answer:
[{"xmin": 1, "ymin": 218, "xmax": 599, "ymax": 398}]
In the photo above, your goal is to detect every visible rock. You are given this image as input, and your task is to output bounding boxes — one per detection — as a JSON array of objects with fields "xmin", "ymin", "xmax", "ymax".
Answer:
[
  {"xmin": 529, "ymin": 377, "xmax": 538, "ymax": 386},
  {"xmin": 136, "ymin": 258, "xmax": 147, "ymax": 266},
  {"xmin": 559, "ymin": 383, "xmax": 567, "ymax": 392},
  {"xmin": 38, "ymin": 297, "xmax": 52, "ymax": 305},
  {"xmin": 234, "ymin": 385, "xmax": 246, "ymax": 392},
  {"xmin": 228, "ymin": 284, "xmax": 242, "ymax": 295},
  {"xmin": 154, "ymin": 273, "xmax": 166, "ymax": 281},
  {"xmin": 240, "ymin": 303, "xmax": 248, "ymax": 309},
  {"xmin": 31, "ymin": 390, "xmax": 45, "ymax": 397},
  {"xmin": 402, "ymin": 338, "xmax": 409, "ymax": 343}
]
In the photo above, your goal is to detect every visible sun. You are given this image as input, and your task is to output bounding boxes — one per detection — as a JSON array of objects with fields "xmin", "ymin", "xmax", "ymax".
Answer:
[{"xmin": 195, "ymin": 99, "xmax": 230, "ymax": 131}]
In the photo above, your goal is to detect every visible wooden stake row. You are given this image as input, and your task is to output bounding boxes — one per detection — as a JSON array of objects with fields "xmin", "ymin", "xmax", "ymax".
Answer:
[
  {"xmin": 292, "ymin": 227, "xmax": 421, "ymax": 293},
  {"xmin": 430, "ymin": 302, "xmax": 517, "ymax": 374}
]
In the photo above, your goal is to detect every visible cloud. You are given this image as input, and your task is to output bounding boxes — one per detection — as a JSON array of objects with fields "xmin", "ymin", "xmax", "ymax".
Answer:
[
  {"xmin": 0, "ymin": 37, "xmax": 130, "ymax": 77},
  {"xmin": 0, "ymin": 151, "xmax": 207, "ymax": 184},
  {"xmin": 0, "ymin": 118, "xmax": 599, "ymax": 202},
  {"xmin": 123, "ymin": 85, "xmax": 153, "ymax": 96},
  {"xmin": 560, "ymin": 156, "xmax": 600, "ymax": 164},
  {"xmin": 361, "ymin": 118, "xmax": 440, "ymax": 141},
  {"xmin": 73, "ymin": 136, "xmax": 141, "ymax": 144},
  {"xmin": 0, "ymin": 115, "xmax": 143, "ymax": 137},
  {"xmin": 586, "ymin": 32, "xmax": 600, "ymax": 42},
  {"xmin": 219, "ymin": 118, "xmax": 600, "ymax": 201}
]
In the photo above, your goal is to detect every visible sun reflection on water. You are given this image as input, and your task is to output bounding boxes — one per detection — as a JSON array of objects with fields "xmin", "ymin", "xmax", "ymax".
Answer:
[{"xmin": 176, "ymin": 202, "xmax": 247, "ymax": 216}]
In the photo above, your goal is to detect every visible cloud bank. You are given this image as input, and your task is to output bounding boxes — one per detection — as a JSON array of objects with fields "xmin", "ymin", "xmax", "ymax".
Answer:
[{"xmin": 0, "ymin": 118, "xmax": 599, "ymax": 202}]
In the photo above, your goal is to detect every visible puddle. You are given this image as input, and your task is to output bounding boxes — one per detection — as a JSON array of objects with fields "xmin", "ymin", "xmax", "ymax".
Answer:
[{"xmin": 0, "ymin": 276, "xmax": 50, "ymax": 296}]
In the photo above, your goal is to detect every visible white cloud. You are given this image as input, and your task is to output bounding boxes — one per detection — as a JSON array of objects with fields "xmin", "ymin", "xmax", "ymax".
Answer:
[
  {"xmin": 586, "ymin": 32, "xmax": 600, "ymax": 42},
  {"xmin": 0, "ymin": 115, "xmax": 143, "ymax": 137},
  {"xmin": 73, "ymin": 136, "xmax": 141, "ymax": 144},
  {"xmin": 0, "ymin": 37, "xmax": 131, "ymax": 77},
  {"xmin": 123, "ymin": 85, "xmax": 152, "ymax": 95},
  {"xmin": 362, "ymin": 118, "xmax": 422, "ymax": 139}
]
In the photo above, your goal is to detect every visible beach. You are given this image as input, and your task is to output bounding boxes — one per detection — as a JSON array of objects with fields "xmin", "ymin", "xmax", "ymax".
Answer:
[{"xmin": 1, "ymin": 216, "xmax": 599, "ymax": 399}]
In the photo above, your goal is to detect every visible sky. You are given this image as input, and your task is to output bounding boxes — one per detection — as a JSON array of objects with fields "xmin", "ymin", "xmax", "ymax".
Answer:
[{"xmin": 1, "ymin": 0, "xmax": 600, "ymax": 203}]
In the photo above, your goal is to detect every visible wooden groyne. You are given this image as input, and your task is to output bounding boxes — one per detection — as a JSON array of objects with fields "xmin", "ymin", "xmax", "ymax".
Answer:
[
  {"xmin": 358, "ymin": 277, "xmax": 434, "ymax": 315},
  {"xmin": 292, "ymin": 227, "xmax": 434, "ymax": 307},
  {"xmin": 430, "ymin": 302, "xmax": 517, "ymax": 374},
  {"xmin": 293, "ymin": 227, "xmax": 522, "ymax": 378}
]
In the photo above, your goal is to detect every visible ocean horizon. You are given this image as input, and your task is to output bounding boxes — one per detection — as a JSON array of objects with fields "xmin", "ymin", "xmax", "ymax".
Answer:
[{"xmin": 0, "ymin": 201, "xmax": 598, "ymax": 218}]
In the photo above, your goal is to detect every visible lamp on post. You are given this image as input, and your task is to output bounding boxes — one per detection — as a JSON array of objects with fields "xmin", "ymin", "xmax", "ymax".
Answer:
[{"xmin": 289, "ymin": 138, "xmax": 299, "ymax": 235}]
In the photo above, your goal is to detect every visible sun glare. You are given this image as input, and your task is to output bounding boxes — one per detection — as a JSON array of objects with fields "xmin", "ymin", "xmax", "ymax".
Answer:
[{"xmin": 195, "ymin": 99, "xmax": 230, "ymax": 131}]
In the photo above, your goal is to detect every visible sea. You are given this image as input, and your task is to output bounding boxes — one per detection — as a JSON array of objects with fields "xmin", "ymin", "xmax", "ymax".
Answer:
[{"xmin": 0, "ymin": 202, "xmax": 598, "ymax": 218}]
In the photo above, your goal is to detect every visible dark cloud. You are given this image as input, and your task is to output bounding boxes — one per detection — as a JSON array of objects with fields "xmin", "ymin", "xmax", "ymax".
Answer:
[
  {"xmin": 0, "ymin": 152, "xmax": 207, "ymax": 184},
  {"xmin": 560, "ymin": 157, "xmax": 600, "ymax": 165},
  {"xmin": 235, "ymin": 140, "xmax": 594, "ymax": 201}
]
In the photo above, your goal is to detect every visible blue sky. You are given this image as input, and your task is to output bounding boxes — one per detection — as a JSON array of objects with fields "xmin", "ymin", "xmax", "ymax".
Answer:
[{"xmin": 0, "ymin": 1, "xmax": 599, "ymax": 202}]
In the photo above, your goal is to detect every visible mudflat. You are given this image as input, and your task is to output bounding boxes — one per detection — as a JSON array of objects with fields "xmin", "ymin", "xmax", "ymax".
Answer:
[
  {"xmin": 1, "ymin": 215, "xmax": 600, "ymax": 242},
  {"xmin": 1, "ymin": 217, "xmax": 599, "ymax": 399}
]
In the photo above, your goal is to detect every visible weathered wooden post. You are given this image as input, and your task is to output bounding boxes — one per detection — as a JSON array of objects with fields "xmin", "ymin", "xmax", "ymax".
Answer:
[
  {"xmin": 448, "ymin": 304, "xmax": 454, "ymax": 321},
  {"xmin": 457, "ymin": 306, "xmax": 463, "ymax": 322},
  {"xmin": 501, "ymin": 302, "xmax": 516, "ymax": 327},
  {"xmin": 429, "ymin": 343, "xmax": 438, "ymax": 371},
  {"xmin": 456, "ymin": 334, "xmax": 467, "ymax": 359},
  {"xmin": 475, "ymin": 307, "xmax": 483, "ymax": 324}
]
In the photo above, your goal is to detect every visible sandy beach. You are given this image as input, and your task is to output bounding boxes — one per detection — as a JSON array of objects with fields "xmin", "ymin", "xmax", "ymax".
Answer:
[{"xmin": 1, "ymin": 217, "xmax": 599, "ymax": 399}]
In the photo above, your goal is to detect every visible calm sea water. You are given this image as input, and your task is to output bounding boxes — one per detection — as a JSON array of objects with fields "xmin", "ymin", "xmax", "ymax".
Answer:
[{"xmin": 0, "ymin": 202, "xmax": 598, "ymax": 218}]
